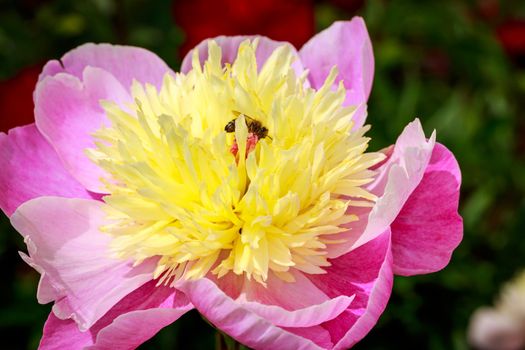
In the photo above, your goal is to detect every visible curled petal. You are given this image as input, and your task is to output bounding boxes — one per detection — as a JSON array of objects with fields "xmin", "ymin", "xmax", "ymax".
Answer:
[
  {"xmin": 40, "ymin": 281, "xmax": 192, "ymax": 350},
  {"xmin": 35, "ymin": 67, "xmax": 131, "ymax": 193},
  {"xmin": 327, "ymin": 119, "xmax": 435, "ymax": 258},
  {"xmin": 299, "ymin": 17, "xmax": 374, "ymax": 128},
  {"xmin": 11, "ymin": 197, "xmax": 157, "ymax": 331},
  {"xmin": 89, "ymin": 283, "xmax": 192, "ymax": 350},
  {"xmin": 209, "ymin": 267, "xmax": 353, "ymax": 328},
  {"xmin": 40, "ymin": 43, "xmax": 173, "ymax": 90},
  {"xmin": 308, "ymin": 230, "xmax": 393, "ymax": 349},
  {"xmin": 88, "ymin": 307, "xmax": 190, "ymax": 350},
  {"xmin": 356, "ymin": 119, "xmax": 435, "ymax": 249},
  {"xmin": 0, "ymin": 125, "xmax": 92, "ymax": 216},
  {"xmin": 391, "ymin": 143, "xmax": 463, "ymax": 275},
  {"xmin": 177, "ymin": 278, "xmax": 326, "ymax": 350},
  {"xmin": 236, "ymin": 270, "xmax": 355, "ymax": 328},
  {"xmin": 238, "ymin": 294, "xmax": 354, "ymax": 328}
]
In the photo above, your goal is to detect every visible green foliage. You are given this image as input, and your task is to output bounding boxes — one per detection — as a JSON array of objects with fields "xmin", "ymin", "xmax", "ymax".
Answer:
[
  {"xmin": 0, "ymin": 0, "xmax": 183, "ymax": 79},
  {"xmin": 1, "ymin": 0, "xmax": 525, "ymax": 349},
  {"xmin": 354, "ymin": 1, "xmax": 525, "ymax": 348}
]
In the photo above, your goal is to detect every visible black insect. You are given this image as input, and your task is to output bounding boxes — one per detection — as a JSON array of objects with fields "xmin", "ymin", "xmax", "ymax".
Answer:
[
  {"xmin": 224, "ymin": 119, "xmax": 237, "ymax": 133},
  {"xmin": 224, "ymin": 112, "xmax": 270, "ymax": 140}
]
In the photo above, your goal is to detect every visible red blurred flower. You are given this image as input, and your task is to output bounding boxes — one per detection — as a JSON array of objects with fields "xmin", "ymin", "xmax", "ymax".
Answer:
[
  {"xmin": 0, "ymin": 65, "xmax": 42, "ymax": 133},
  {"xmin": 476, "ymin": 0, "xmax": 500, "ymax": 22},
  {"xmin": 173, "ymin": 0, "xmax": 315, "ymax": 56},
  {"xmin": 497, "ymin": 19, "xmax": 525, "ymax": 58}
]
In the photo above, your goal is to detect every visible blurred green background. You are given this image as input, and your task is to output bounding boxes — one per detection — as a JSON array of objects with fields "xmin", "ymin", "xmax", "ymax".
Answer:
[{"xmin": 1, "ymin": 0, "xmax": 525, "ymax": 349}]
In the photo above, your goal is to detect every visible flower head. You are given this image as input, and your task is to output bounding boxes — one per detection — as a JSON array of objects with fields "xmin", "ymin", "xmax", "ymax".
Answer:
[
  {"xmin": 90, "ymin": 40, "xmax": 383, "ymax": 286},
  {"xmin": 0, "ymin": 17, "xmax": 462, "ymax": 349},
  {"xmin": 469, "ymin": 271, "xmax": 525, "ymax": 350}
]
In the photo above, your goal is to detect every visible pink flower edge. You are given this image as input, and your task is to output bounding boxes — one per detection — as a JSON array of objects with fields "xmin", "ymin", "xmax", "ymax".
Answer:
[
  {"xmin": 0, "ymin": 125, "xmax": 93, "ymax": 216},
  {"xmin": 11, "ymin": 197, "xmax": 158, "ymax": 331},
  {"xmin": 391, "ymin": 143, "xmax": 463, "ymax": 275},
  {"xmin": 39, "ymin": 281, "xmax": 192, "ymax": 350}
]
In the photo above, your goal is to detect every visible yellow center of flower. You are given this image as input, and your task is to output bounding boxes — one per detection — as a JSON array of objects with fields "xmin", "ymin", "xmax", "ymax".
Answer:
[{"xmin": 88, "ymin": 40, "xmax": 384, "ymax": 285}]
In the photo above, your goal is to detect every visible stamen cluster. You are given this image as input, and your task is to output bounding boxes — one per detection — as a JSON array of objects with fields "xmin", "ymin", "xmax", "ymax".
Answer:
[{"xmin": 88, "ymin": 40, "xmax": 384, "ymax": 285}]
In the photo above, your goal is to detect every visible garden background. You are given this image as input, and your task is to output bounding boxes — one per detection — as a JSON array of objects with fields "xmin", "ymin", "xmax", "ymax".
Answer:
[{"xmin": 1, "ymin": 0, "xmax": 524, "ymax": 349}]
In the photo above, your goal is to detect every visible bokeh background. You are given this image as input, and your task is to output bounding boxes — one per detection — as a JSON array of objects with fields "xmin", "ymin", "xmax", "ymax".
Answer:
[{"xmin": 1, "ymin": 0, "xmax": 525, "ymax": 349}]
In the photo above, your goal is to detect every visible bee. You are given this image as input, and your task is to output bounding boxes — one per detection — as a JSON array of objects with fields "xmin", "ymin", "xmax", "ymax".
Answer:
[{"xmin": 224, "ymin": 111, "xmax": 270, "ymax": 140}]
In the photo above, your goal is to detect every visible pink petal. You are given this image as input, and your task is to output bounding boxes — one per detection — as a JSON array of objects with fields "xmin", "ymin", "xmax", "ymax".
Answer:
[
  {"xmin": 40, "ymin": 43, "xmax": 172, "ymax": 90},
  {"xmin": 308, "ymin": 230, "xmax": 393, "ymax": 349},
  {"xmin": 237, "ymin": 270, "xmax": 355, "ymax": 327},
  {"xmin": 89, "ymin": 283, "xmax": 192, "ymax": 350},
  {"xmin": 177, "ymin": 278, "xmax": 326, "ymax": 350},
  {"xmin": 391, "ymin": 143, "xmax": 463, "ymax": 275},
  {"xmin": 327, "ymin": 119, "xmax": 435, "ymax": 258},
  {"xmin": 299, "ymin": 17, "xmax": 374, "ymax": 128},
  {"xmin": 40, "ymin": 281, "xmax": 192, "ymax": 350},
  {"xmin": 283, "ymin": 325, "xmax": 334, "ymax": 349},
  {"xmin": 325, "ymin": 205, "xmax": 371, "ymax": 259},
  {"xmin": 241, "ymin": 269, "xmax": 336, "ymax": 309},
  {"xmin": 180, "ymin": 36, "xmax": 304, "ymax": 75},
  {"xmin": 10, "ymin": 197, "xmax": 157, "ymax": 331},
  {"xmin": 0, "ymin": 124, "xmax": 92, "ymax": 216},
  {"xmin": 357, "ymin": 119, "xmax": 435, "ymax": 248},
  {"xmin": 89, "ymin": 307, "xmax": 190, "ymax": 350},
  {"xmin": 209, "ymin": 267, "xmax": 354, "ymax": 328},
  {"xmin": 39, "ymin": 314, "xmax": 94, "ymax": 350},
  {"xmin": 35, "ymin": 67, "xmax": 131, "ymax": 193},
  {"xmin": 238, "ymin": 295, "xmax": 354, "ymax": 328}
]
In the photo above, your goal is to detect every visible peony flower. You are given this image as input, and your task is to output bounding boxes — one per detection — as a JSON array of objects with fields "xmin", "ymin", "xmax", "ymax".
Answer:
[
  {"xmin": 0, "ymin": 17, "xmax": 462, "ymax": 349},
  {"xmin": 468, "ymin": 270, "xmax": 525, "ymax": 350}
]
